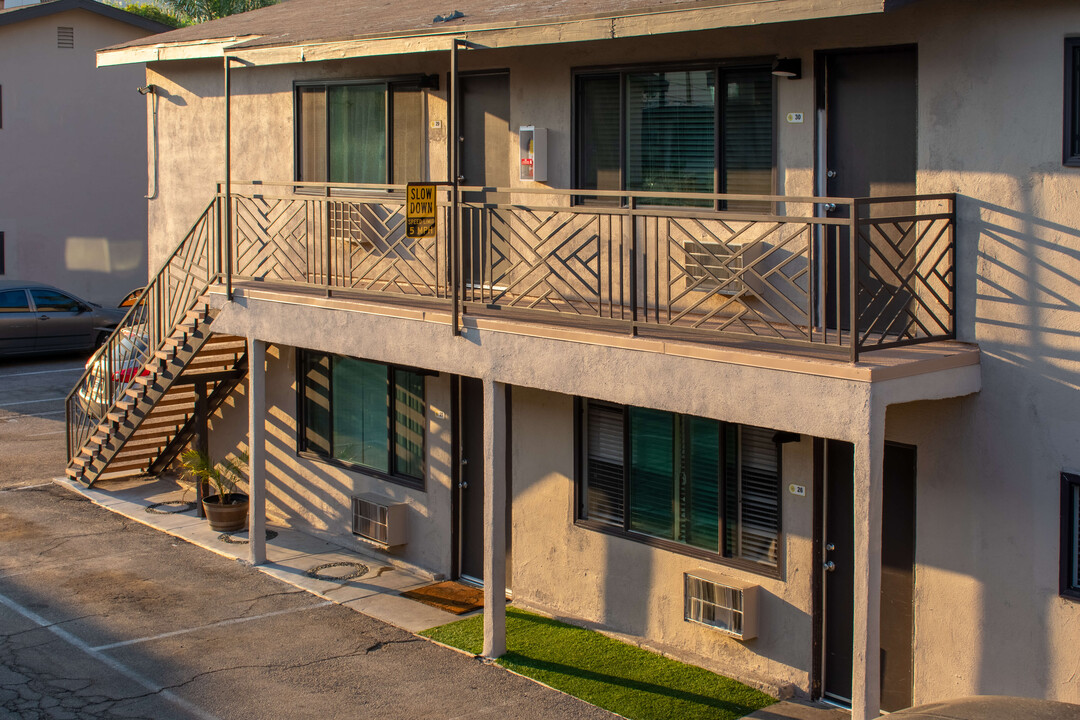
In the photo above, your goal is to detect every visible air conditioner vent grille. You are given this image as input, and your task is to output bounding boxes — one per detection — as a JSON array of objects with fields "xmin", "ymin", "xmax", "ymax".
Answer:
[
  {"xmin": 57, "ymin": 26, "xmax": 74, "ymax": 49},
  {"xmin": 684, "ymin": 572, "xmax": 757, "ymax": 640},
  {"xmin": 351, "ymin": 494, "xmax": 407, "ymax": 547}
]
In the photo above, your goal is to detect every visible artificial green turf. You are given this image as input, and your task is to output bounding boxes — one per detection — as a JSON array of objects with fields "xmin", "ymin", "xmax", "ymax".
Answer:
[{"xmin": 421, "ymin": 608, "xmax": 775, "ymax": 720}]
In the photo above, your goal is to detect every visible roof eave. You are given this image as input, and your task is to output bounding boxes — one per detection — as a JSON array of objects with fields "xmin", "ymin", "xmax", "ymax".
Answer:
[{"xmin": 98, "ymin": 0, "xmax": 895, "ymax": 68}]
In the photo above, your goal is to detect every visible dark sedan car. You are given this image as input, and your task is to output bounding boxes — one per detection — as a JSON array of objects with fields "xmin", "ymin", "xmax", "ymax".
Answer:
[{"xmin": 0, "ymin": 280, "xmax": 128, "ymax": 357}]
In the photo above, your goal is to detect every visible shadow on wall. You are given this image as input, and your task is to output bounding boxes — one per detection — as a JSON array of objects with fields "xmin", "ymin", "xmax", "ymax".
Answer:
[{"xmin": 950, "ymin": 188, "xmax": 1080, "ymax": 698}]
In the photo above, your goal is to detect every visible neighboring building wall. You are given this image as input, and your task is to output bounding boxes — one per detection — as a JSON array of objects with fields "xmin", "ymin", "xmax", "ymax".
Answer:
[
  {"xmin": 0, "ymin": 9, "xmax": 151, "ymax": 305},
  {"xmin": 147, "ymin": 0, "xmax": 1080, "ymax": 706}
]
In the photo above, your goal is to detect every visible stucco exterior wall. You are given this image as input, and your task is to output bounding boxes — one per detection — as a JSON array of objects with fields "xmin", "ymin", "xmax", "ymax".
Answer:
[
  {"xmin": 143, "ymin": 0, "xmax": 1080, "ymax": 707},
  {"xmin": 0, "ymin": 9, "xmax": 152, "ymax": 304},
  {"xmin": 206, "ymin": 343, "xmax": 454, "ymax": 578},
  {"xmin": 509, "ymin": 386, "xmax": 815, "ymax": 694}
]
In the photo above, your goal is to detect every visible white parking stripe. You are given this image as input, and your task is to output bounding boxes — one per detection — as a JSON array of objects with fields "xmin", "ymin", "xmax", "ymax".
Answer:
[
  {"xmin": 3, "ymin": 409, "xmax": 67, "ymax": 418},
  {"xmin": 0, "ymin": 397, "xmax": 68, "ymax": 407},
  {"xmin": 91, "ymin": 602, "xmax": 333, "ymax": 651},
  {"xmin": 0, "ymin": 590, "xmax": 220, "ymax": 720},
  {"xmin": 0, "ymin": 367, "xmax": 85, "ymax": 377}
]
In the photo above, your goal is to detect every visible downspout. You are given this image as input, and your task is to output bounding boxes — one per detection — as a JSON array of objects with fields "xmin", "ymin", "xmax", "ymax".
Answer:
[{"xmin": 143, "ymin": 86, "xmax": 159, "ymax": 200}]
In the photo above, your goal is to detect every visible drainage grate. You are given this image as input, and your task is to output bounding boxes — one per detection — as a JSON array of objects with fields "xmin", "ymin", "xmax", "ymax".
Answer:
[
  {"xmin": 305, "ymin": 562, "xmax": 369, "ymax": 582},
  {"xmin": 145, "ymin": 500, "xmax": 197, "ymax": 515},
  {"xmin": 217, "ymin": 530, "xmax": 279, "ymax": 545}
]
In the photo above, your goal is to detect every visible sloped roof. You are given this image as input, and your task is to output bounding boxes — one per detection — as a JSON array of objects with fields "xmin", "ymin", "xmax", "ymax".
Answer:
[
  {"xmin": 0, "ymin": 0, "xmax": 173, "ymax": 33},
  {"xmin": 100, "ymin": 0, "xmax": 907, "ymax": 62}
]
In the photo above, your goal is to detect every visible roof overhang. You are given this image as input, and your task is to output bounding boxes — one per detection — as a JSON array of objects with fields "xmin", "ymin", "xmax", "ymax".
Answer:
[{"xmin": 97, "ymin": 0, "xmax": 907, "ymax": 68}]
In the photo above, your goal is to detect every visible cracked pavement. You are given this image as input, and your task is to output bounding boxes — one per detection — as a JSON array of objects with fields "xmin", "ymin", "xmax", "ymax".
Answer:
[{"xmin": 0, "ymin": 358, "xmax": 616, "ymax": 720}]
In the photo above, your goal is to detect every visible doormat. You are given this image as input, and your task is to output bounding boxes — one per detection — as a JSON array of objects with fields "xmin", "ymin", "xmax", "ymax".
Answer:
[{"xmin": 401, "ymin": 581, "xmax": 484, "ymax": 615}]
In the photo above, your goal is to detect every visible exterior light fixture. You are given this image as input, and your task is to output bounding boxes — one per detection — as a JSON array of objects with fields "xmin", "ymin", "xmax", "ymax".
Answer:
[
  {"xmin": 137, "ymin": 84, "xmax": 157, "ymax": 95},
  {"xmin": 771, "ymin": 58, "xmax": 802, "ymax": 79}
]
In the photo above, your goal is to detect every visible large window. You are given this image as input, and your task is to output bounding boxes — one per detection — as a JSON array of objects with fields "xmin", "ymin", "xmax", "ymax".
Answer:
[
  {"xmin": 1063, "ymin": 472, "xmax": 1080, "ymax": 599},
  {"xmin": 296, "ymin": 81, "xmax": 424, "ymax": 185},
  {"xmin": 1066, "ymin": 39, "xmax": 1080, "ymax": 167},
  {"xmin": 299, "ymin": 350, "xmax": 426, "ymax": 487},
  {"xmin": 578, "ymin": 399, "xmax": 782, "ymax": 572},
  {"xmin": 575, "ymin": 65, "xmax": 774, "ymax": 204}
]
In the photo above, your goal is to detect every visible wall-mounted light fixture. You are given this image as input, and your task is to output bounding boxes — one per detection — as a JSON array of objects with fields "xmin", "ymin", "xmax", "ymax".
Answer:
[
  {"xmin": 771, "ymin": 58, "xmax": 802, "ymax": 80},
  {"xmin": 137, "ymin": 84, "xmax": 157, "ymax": 95}
]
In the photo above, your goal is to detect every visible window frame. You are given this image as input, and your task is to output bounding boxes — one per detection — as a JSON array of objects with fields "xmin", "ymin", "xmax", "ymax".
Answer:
[
  {"xmin": 1065, "ymin": 39, "xmax": 1080, "ymax": 167},
  {"xmin": 292, "ymin": 76, "xmax": 427, "ymax": 190},
  {"xmin": 570, "ymin": 57, "xmax": 778, "ymax": 206},
  {"xmin": 1061, "ymin": 471, "xmax": 1080, "ymax": 599},
  {"xmin": 573, "ymin": 397, "xmax": 784, "ymax": 579},
  {"xmin": 295, "ymin": 348, "xmax": 430, "ymax": 490}
]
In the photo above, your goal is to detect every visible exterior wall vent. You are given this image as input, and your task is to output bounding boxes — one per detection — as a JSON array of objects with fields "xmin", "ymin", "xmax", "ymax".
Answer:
[
  {"xmin": 684, "ymin": 571, "xmax": 758, "ymax": 640},
  {"xmin": 57, "ymin": 26, "xmax": 74, "ymax": 49},
  {"xmin": 351, "ymin": 493, "xmax": 407, "ymax": 547}
]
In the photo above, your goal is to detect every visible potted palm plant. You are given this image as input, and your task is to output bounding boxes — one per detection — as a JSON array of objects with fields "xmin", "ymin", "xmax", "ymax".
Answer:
[{"xmin": 179, "ymin": 449, "xmax": 250, "ymax": 532}]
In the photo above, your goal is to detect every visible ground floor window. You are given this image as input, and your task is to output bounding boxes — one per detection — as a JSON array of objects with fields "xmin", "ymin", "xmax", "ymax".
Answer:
[
  {"xmin": 1063, "ymin": 472, "xmax": 1080, "ymax": 599},
  {"xmin": 298, "ymin": 350, "xmax": 426, "ymax": 488},
  {"xmin": 578, "ymin": 399, "xmax": 782, "ymax": 572}
]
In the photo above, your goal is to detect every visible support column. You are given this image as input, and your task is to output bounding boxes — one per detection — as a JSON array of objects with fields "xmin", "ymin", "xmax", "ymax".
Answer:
[
  {"xmin": 482, "ymin": 378, "xmax": 507, "ymax": 659},
  {"xmin": 247, "ymin": 337, "xmax": 267, "ymax": 566},
  {"xmin": 851, "ymin": 402, "xmax": 886, "ymax": 720}
]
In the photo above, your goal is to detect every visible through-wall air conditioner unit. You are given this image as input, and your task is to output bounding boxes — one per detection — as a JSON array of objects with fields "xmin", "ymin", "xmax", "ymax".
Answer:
[
  {"xmin": 684, "ymin": 572, "xmax": 758, "ymax": 640},
  {"xmin": 351, "ymin": 494, "xmax": 408, "ymax": 548},
  {"xmin": 685, "ymin": 240, "xmax": 744, "ymax": 295}
]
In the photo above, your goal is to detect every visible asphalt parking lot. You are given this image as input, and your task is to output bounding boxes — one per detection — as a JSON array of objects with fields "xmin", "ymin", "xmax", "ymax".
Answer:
[
  {"xmin": 0, "ymin": 354, "xmax": 89, "ymax": 490},
  {"xmin": 0, "ymin": 357, "xmax": 616, "ymax": 720}
]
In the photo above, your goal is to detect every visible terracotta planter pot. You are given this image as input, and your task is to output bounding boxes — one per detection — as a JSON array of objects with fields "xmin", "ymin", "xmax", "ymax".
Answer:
[{"xmin": 202, "ymin": 493, "xmax": 249, "ymax": 532}]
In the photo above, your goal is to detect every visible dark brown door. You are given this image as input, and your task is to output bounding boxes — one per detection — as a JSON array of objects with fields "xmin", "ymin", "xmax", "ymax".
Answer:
[
  {"xmin": 823, "ymin": 440, "xmax": 855, "ymax": 705},
  {"xmin": 820, "ymin": 47, "xmax": 917, "ymax": 330},
  {"xmin": 459, "ymin": 73, "xmax": 510, "ymax": 290},
  {"xmin": 880, "ymin": 442, "xmax": 916, "ymax": 712},
  {"xmin": 458, "ymin": 376, "xmax": 485, "ymax": 582}
]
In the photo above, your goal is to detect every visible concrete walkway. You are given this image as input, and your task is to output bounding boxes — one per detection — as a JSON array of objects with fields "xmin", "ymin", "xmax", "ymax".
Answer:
[{"xmin": 55, "ymin": 475, "xmax": 463, "ymax": 634}]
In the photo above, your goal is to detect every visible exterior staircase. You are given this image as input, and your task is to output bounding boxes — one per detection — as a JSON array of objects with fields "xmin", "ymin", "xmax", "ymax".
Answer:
[{"xmin": 65, "ymin": 198, "xmax": 244, "ymax": 487}]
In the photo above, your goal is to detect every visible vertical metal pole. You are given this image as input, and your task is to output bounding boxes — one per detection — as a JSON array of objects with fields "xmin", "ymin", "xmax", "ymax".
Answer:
[
  {"xmin": 194, "ymin": 380, "xmax": 208, "ymax": 518},
  {"xmin": 215, "ymin": 186, "xmax": 222, "ymax": 282},
  {"xmin": 325, "ymin": 187, "xmax": 332, "ymax": 297},
  {"xmin": 948, "ymin": 194, "xmax": 956, "ymax": 339},
  {"xmin": 224, "ymin": 56, "xmax": 233, "ymax": 301},
  {"xmin": 849, "ymin": 200, "xmax": 860, "ymax": 363},
  {"xmin": 450, "ymin": 39, "xmax": 461, "ymax": 336},
  {"xmin": 629, "ymin": 197, "xmax": 638, "ymax": 337}
]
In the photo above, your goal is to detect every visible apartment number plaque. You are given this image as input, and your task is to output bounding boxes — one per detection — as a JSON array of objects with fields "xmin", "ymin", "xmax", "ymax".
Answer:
[{"xmin": 406, "ymin": 183, "xmax": 437, "ymax": 239}]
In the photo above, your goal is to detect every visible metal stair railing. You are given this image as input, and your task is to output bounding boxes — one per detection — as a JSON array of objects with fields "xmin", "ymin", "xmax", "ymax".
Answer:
[{"xmin": 66, "ymin": 198, "xmax": 221, "ymax": 462}]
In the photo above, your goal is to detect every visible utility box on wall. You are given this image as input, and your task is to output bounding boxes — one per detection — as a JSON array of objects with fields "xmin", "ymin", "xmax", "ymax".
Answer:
[{"xmin": 519, "ymin": 126, "xmax": 547, "ymax": 182}]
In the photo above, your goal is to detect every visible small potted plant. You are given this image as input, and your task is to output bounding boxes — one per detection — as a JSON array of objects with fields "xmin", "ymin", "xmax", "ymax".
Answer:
[{"xmin": 179, "ymin": 449, "xmax": 250, "ymax": 532}]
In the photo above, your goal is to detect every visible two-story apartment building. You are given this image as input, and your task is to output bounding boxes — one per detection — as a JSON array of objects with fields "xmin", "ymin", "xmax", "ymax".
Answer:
[
  {"xmin": 69, "ymin": 0, "xmax": 1080, "ymax": 718},
  {"xmin": 0, "ymin": 0, "xmax": 169, "ymax": 304}
]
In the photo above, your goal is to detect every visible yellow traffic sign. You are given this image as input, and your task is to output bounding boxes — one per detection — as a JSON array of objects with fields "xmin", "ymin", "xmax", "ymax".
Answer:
[{"xmin": 406, "ymin": 183, "xmax": 437, "ymax": 238}]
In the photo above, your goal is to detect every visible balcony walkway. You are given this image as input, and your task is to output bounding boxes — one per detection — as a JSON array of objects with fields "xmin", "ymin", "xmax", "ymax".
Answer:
[{"xmin": 219, "ymin": 279, "xmax": 980, "ymax": 383}]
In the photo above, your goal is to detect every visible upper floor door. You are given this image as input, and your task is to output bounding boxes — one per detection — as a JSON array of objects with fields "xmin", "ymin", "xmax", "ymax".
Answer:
[{"xmin": 819, "ymin": 46, "xmax": 917, "ymax": 331}]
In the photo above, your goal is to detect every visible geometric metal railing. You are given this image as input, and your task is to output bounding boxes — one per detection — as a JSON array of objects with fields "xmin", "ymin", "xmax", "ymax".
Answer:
[
  {"xmin": 64, "ymin": 182, "xmax": 954, "ymax": 464},
  {"xmin": 65, "ymin": 198, "xmax": 219, "ymax": 461},
  {"xmin": 223, "ymin": 182, "xmax": 955, "ymax": 362}
]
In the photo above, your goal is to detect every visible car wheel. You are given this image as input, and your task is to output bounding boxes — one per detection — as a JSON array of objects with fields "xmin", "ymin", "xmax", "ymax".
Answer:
[{"xmin": 95, "ymin": 331, "xmax": 109, "ymax": 348}]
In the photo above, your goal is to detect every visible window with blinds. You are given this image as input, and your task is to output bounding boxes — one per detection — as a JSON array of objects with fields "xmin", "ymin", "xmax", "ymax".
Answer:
[
  {"xmin": 574, "ymin": 64, "xmax": 773, "ymax": 206},
  {"xmin": 296, "ymin": 82, "xmax": 424, "ymax": 184},
  {"xmin": 580, "ymin": 399, "xmax": 781, "ymax": 569},
  {"xmin": 299, "ymin": 350, "xmax": 426, "ymax": 487},
  {"xmin": 1063, "ymin": 472, "xmax": 1080, "ymax": 599}
]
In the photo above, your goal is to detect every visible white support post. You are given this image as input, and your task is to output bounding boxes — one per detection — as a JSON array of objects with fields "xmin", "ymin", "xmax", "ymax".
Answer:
[
  {"xmin": 247, "ymin": 337, "xmax": 267, "ymax": 566},
  {"xmin": 482, "ymin": 378, "xmax": 507, "ymax": 659},
  {"xmin": 851, "ymin": 405, "xmax": 886, "ymax": 720}
]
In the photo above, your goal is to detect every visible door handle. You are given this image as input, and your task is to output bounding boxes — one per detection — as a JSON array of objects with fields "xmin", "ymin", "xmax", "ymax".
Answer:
[
  {"xmin": 826, "ymin": 170, "xmax": 838, "ymax": 179},
  {"xmin": 826, "ymin": 543, "xmax": 835, "ymax": 551},
  {"xmin": 822, "ymin": 203, "xmax": 837, "ymax": 212},
  {"xmin": 461, "ymin": 458, "xmax": 468, "ymax": 466},
  {"xmin": 39, "ymin": 315, "xmax": 50, "ymax": 321},
  {"xmin": 459, "ymin": 481, "xmax": 468, "ymax": 489},
  {"xmin": 823, "ymin": 560, "xmax": 836, "ymax": 572}
]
